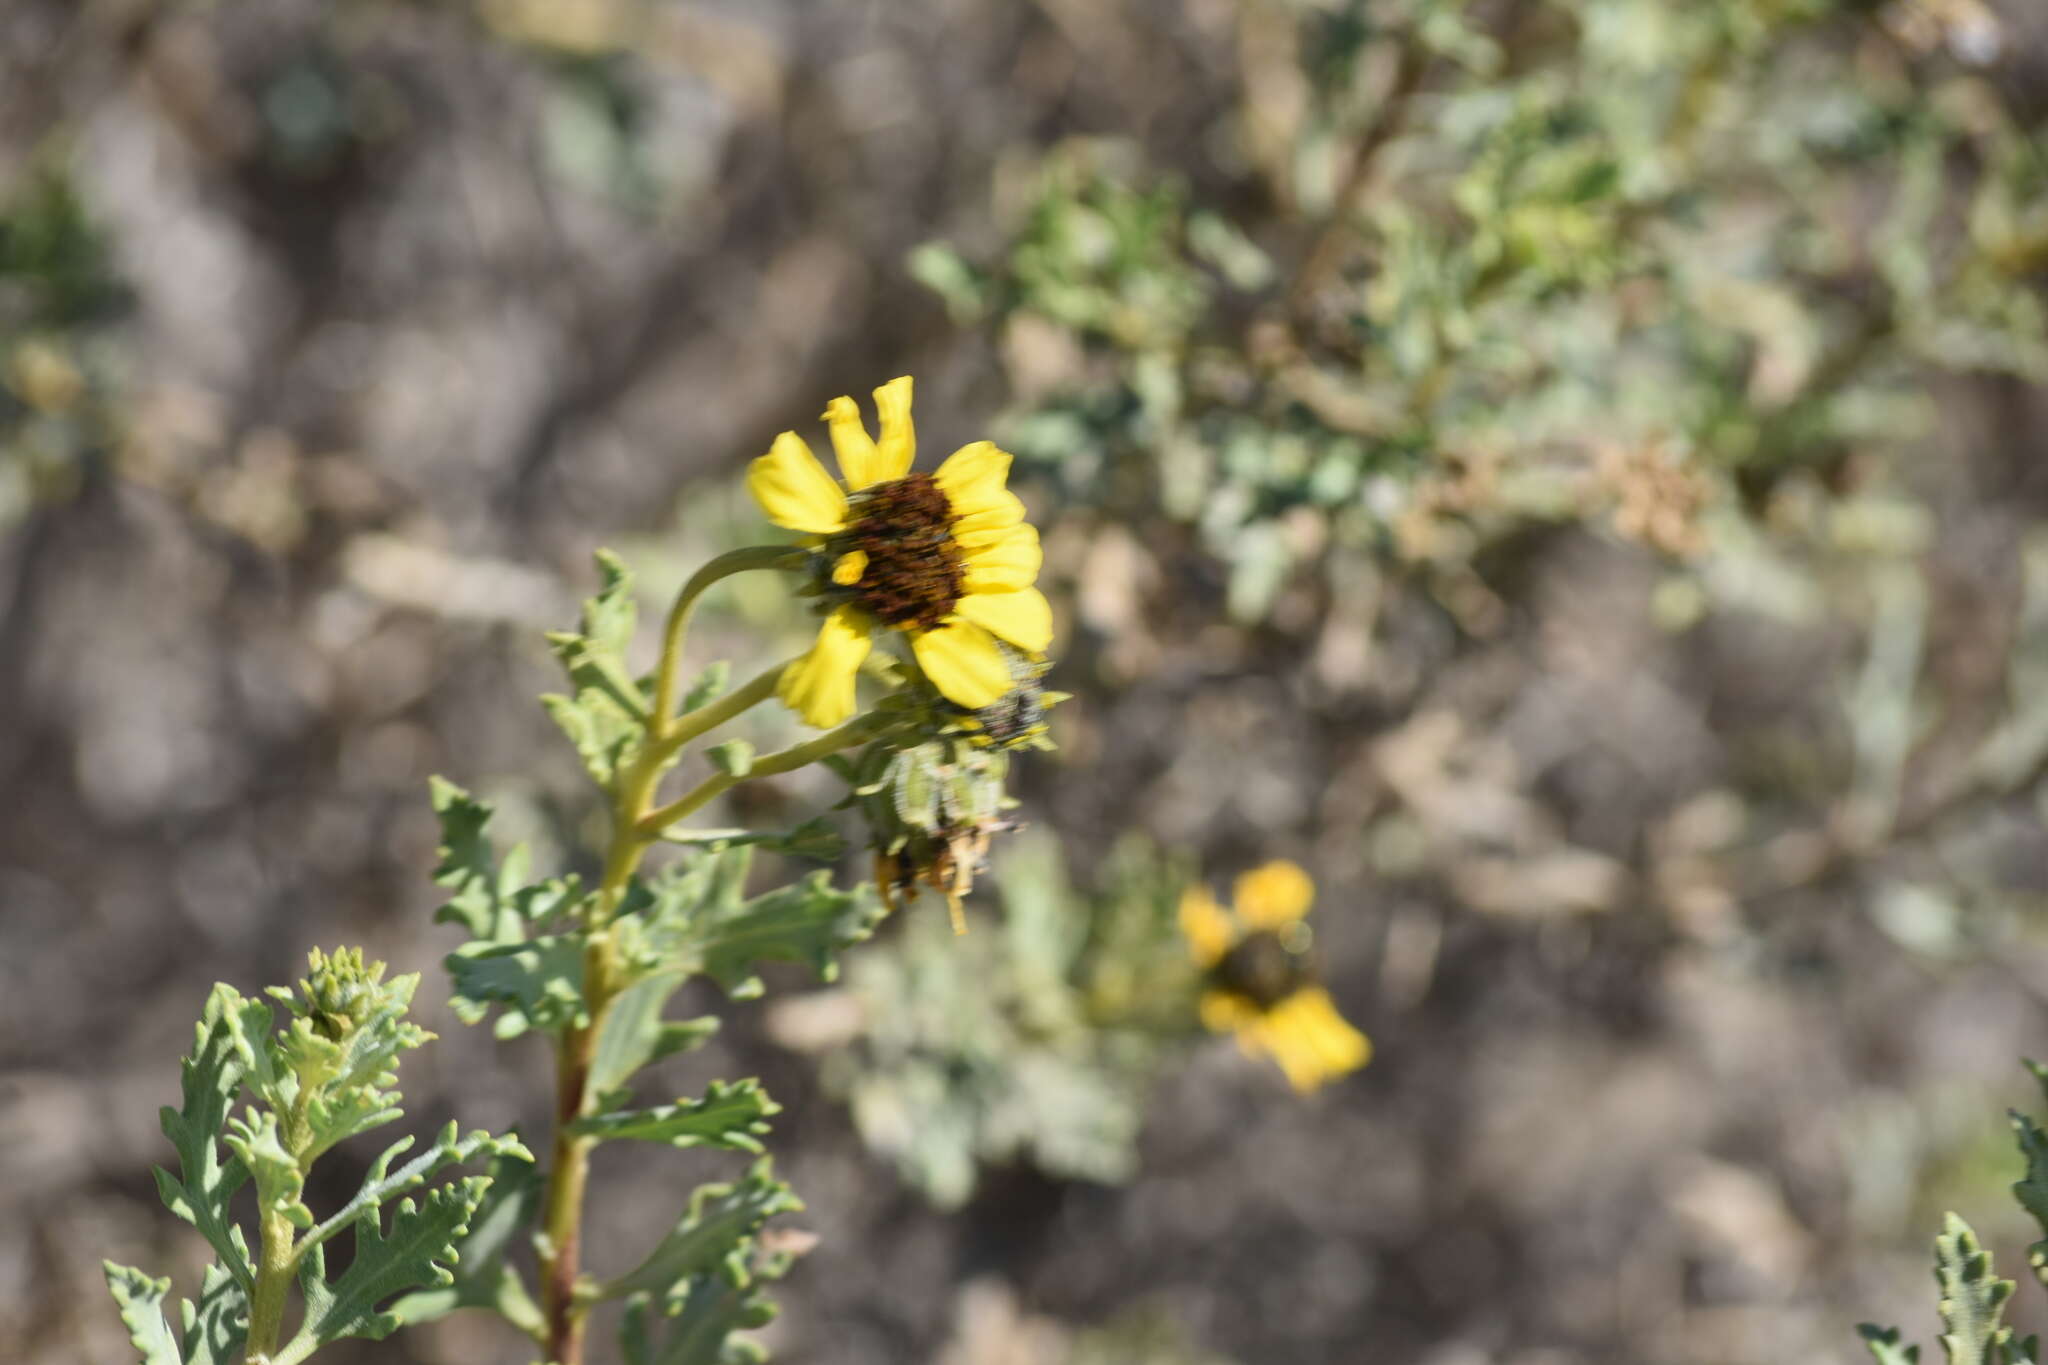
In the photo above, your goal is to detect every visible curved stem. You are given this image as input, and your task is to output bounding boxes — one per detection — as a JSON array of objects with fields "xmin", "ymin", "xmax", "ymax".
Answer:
[
  {"xmin": 639, "ymin": 714, "xmax": 885, "ymax": 837},
  {"xmin": 649, "ymin": 547, "xmax": 806, "ymax": 731}
]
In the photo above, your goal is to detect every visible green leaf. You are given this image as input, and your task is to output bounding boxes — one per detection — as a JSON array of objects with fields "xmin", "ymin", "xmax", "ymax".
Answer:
[
  {"xmin": 298, "ymin": 1122, "xmax": 530, "ymax": 1264},
  {"xmin": 222, "ymin": 1107, "xmax": 310, "ymax": 1229},
  {"xmin": 1860, "ymin": 1325, "xmax": 1922, "ymax": 1365},
  {"xmin": 446, "ymin": 934, "xmax": 589, "ymax": 1036},
  {"xmin": 588, "ymin": 979, "xmax": 720, "ymax": 1105},
  {"xmin": 105, "ymin": 1261, "xmax": 251, "ymax": 1365},
  {"xmin": 2011, "ymin": 1060, "xmax": 2048, "ymax": 1291},
  {"xmin": 386, "ymin": 1150, "xmax": 546, "ymax": 1341},
  {"xmin": 636, "ymin": 849, "xmax": 886, "ymax": 1001},
  {"xmin": 177, "ymin": 1263, "xmax": 249, "ymax": 1365},
  {"xmin": 281, "ymin": 1176, "xmax": 494, "ymax": 1364},
  {"xmin": 429, "ymin": 779, "xmax": 529, "ymax": 944},
  {"xmin": 707, "ymin": 739, "xmax": 755, "ymax": 777},
  {"xmin": 1935, "ymin": 1213, "xmax": 2020, "ymax": 1364},
  {"xmin": 599, "ymin": 1160, "xmax": 801, "ymax": 1303},
  {"xmin": 105, "ymin": 1264, "xmax": 181, "ymax": 1365},
  {"xmin": 152, "ymin": 985, "xmax": 257, "ymax": 1289},
  {"xmin": 569, "ymin": 1079, "xmax": 778, "ymax": 1153},
  {"xmin": 544, "ymin": 549, "xmax": 652, "ymax": 786}
]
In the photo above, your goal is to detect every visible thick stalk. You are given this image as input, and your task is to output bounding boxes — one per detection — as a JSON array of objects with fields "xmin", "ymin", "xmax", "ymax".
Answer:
[
  {"xmin": 537, "ymin": 556, "xmax": 797, "ymax": 1365},
  {"xmin": 244, "ymin": 1208, "xmax": 297, "ymax": 1363}
]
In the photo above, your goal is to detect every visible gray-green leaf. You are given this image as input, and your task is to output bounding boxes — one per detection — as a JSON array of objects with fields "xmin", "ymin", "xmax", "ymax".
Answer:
[{"xmin": 568, "ymin": 1079, "xmax": 778, "ymax": 1153}]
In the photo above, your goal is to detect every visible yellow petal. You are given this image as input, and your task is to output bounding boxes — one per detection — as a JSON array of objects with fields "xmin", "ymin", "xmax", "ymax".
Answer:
[
  {"xmin": 1180, "ymin": 886, "xmax": 1235, "ymax": 967},
  {"xmin": 960, "ymin": 523, "xmax": 1042, "ymax": 592},
  {"xmin": 821, "ymin": 395, "xmax": 881, "ymax": 489},
  {"xmin": 832, "ymin": 550, "xmax": 868, "ymax": 586},
  {"xmin": 910, "ymin": 618, "xmax": 1011, "ymax": 709},
  {"xmin": 1261, "ymin": 989, "xmax": 1369, "ymax": 1091},
  {"xmin": 870, "ymin": 375, "xmax": 915, "ymax": 485},
  {"xmin": 777, "ymin": 606, "xmax": 872, "ymax": 727},
  {"xmin": 935, "ymin": 441, "xmax": 1023, "ymax": 528},
  {"xmin": 1233, "ymin": 860, "xmax": 1315, "ymax": 930},
  {"xmin": 954, "ymin": 587, "xmax": 1053, "ymax": 653},
  {"xmin": 749, "ymin": 432, "xmax": 848, "ymax": 534},
  {"xmin": 1200, "ymin": 989, "xmax": 1256, "ymax": 1035}
]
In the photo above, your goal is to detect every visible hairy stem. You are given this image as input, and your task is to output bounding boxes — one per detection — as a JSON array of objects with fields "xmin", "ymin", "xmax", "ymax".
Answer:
[
  {"xmin": 245, "ymin": 1208, "xmax": 298, "ymax": 1363},
  {"xmin": 649, "ymin": 546, "xmax": 806, "ymax": 727}
]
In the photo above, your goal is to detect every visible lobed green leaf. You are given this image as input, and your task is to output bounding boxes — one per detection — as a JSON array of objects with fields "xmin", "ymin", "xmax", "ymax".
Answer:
[
  {"xmin": 386, "ymin": 1150, "xmax": 547, "ymax": 1341},
  {"xmin": 598, "ymin": 1159, "xmax": 802, "ymax": 1304},
  {"xmin": 280, "ymin": 1176, "xmax": 494, "ymax": 1364},
  {"xmin": 568, "ymin": 1079, "xmax": 778, "ymax": 1153},
  {"xmin": 152, "ymin": 985, "xmax": 257, "ymax": 1289}
]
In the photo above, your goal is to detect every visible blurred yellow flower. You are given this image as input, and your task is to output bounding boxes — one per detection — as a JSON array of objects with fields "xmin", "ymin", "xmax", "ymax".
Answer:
[
  {"xmin": 748, "ymin": 376, "xmax": 1053, "ymax": 728},
  {"xmin": 1180, "ymin": 861, "xmax": 1370, "ymax": 1093}
]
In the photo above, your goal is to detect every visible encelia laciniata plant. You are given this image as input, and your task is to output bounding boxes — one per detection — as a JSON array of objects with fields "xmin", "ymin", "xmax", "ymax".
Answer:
[{"xmin": 101, "ymin": 378, "xmax": 1073, "ymax": 1365}]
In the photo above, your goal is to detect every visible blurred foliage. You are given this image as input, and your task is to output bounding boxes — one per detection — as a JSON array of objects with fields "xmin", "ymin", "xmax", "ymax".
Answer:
[
  {"xmin": 797, "ymin": 831, "xmax": 1196, "ymax": 1207},
  {"xmin": 0, "ymin": 153, "xmax": 131, "ymax": 527},
  {"xmin": 920, "ymin": 0, "xmax": 2048, "ymax": 620}
]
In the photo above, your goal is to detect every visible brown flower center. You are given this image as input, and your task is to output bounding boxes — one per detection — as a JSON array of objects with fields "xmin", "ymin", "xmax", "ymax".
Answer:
[
  {"xmin": 840, "ymin": 473, "xmax": 964, "ymax": 631},
  {"xmin": 1211, "ymin": 930, "xmax": 1317, "ymax": 1011}
]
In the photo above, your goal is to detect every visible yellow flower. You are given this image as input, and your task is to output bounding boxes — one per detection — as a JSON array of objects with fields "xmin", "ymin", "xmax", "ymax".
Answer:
[
  {"xmin": 748, "ymin": 375, "xmax": 1054, "ymax": 728},
  {"xmin": 1180, "ymin": 861, "xmax": 1370, "ymax": 1093}
]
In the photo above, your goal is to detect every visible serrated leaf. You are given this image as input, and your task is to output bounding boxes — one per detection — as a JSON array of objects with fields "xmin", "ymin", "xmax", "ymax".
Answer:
[
  {"xmin": 1860, "ymin": 1324, "xmax": 1922, "ymax": 1365},
  {"xmin": 105, "ymin": 1260, "xmax": 250, "ymax": 1365},
  {"xmin": 176, "ymin": 1263, "xmax": 248, "ymax": 1365},
  {"xmin": 544, "ymin": 550, "xmax": 653, "ymax": 786},
  {"xmin": 153, "ymin": 985, "xmax": 256, "ymax": 1289},
  {"xmin": 298, "ymin": 1122, "xmax": 530, "ymax": 1262},
  {"xmin": 446, "ymin": 935, "xmax": 589, "ymax": 1035},
  {"xmin": 2010, "ymin": 1060, "xmax": 2048, "ymax": 1292},
  {"xmin": 569, "ymin": 1079, "xmax": 778, "ymax": 1153},
  {"xmin": 619, "ymin": 1267, "xmax": 785, "ymax": 1365},
  {"xmin": 634, "ymin": 850, "xmax": 885, "ymax": 1001},
  {"xmin": 1936, "ymin": 1213, "xmax": 2019, "ymax": 1364},
  {"xmin": 105, "ymin": 1264, "xmax": 181, "ymax": 1365},
  {"xmin": 386, "ymin": 1150, "xmax": 546, "ymax": 1341},
  {"xmin": 599, "ymin": 1160, "xmax": 802, "ymax": 1303},
  {"xmin": 280, "ymin": 1177, "xmax": 494, "ymax": 1364},
  {"xmin": 430, "ymin": 780, "xmax": 531, "ymax": 943}
]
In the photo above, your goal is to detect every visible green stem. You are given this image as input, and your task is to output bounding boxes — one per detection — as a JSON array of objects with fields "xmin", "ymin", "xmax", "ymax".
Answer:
[
  {"xmin": 649, "ymin": 546, "xmax": 806, "ymax": 729},
  {"xmin": 639, "ymin": 713, "xmax": 885, "ymax": 837},
  {"xmin": 649, "ymin": 662, "xmax": 784, "ymax": 762},
  {"xmin": 245, "ymin": 1208, "xmax": 298, "ymax": 1363}
]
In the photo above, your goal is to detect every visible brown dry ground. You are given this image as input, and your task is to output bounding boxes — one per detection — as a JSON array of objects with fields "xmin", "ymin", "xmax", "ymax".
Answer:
[{"xmin": 7, "ymin": 3, "xmax": 2048, "ymax": 1364}]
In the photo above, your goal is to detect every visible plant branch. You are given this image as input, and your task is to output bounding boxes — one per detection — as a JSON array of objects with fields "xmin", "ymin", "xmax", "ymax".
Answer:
[
  {"xmin": 649, "ymin": 547, "xmax": 806, "ymax": 730},
  {"xmin": 639, "ymin": 714, "xmax": 886, "ymax": 837}
]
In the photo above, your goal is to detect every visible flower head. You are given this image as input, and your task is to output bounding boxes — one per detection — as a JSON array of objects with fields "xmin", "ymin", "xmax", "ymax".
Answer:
[
  {"xmin": 1180, "ymin": 861, "xmax": 1370, "ymax": 1093},
  {"xmin": 748, "ymin": 376, "xmax": 1053, "ymax": 728}
]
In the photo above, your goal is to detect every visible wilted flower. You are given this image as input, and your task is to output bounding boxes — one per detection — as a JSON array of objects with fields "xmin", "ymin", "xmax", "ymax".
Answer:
[
  {"xmin": 1180, "ymin": 861, "xmax": 1370, "ymax": 1092},
  {"xmin": 748, "ymin": 376, "xmax": 1054, "ymax": 728}
]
